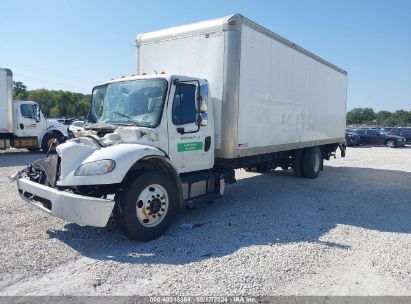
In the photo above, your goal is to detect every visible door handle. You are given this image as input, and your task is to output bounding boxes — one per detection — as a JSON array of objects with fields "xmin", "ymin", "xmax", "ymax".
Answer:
[{"xmin": 204, "ymin": 136, "xmax": 211, "ymax": 152}]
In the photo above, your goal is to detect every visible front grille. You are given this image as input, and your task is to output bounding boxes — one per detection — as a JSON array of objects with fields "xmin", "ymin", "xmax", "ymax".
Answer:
[{"xmin": 31, "ymin": 154, "xmax": 59, "ymax": 187}]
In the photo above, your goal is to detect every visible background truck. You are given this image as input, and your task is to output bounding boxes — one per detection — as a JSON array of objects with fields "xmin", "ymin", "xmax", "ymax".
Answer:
[
  {"xmin": 0, "ymin": 68, "xmax": 68, "ymax": 151},
  {"xmin": 14, "ymin": 14, "xmax": 347, "ymax": 241}
]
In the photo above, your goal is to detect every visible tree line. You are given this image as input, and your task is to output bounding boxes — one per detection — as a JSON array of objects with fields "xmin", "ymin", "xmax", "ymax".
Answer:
[
  {"xmin": 13, "ymin": 81, "xmax": 90, "ymax": 118},
  {"xmin": 347, "ymin": 108, "xmax": 411, "ymax": 127}
]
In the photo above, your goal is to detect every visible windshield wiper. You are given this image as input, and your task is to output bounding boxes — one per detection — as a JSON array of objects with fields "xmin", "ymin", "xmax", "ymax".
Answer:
[{"xmin": 113, "ymin": 111, "xmax": 138, "ymax": 126}]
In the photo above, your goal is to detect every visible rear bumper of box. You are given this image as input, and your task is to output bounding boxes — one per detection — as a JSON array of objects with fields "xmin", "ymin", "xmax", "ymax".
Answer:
[{"xmin": 16, "ymin": 178, "xmax": 115, "ymax": 227}]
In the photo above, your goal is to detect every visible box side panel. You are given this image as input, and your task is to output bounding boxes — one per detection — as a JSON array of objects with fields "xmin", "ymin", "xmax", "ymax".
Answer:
[
  {"xmin": 138, "ymin": 33, "xmax": 225, "ymax": 149},
  {"xmin": 217, "ymin": 26, "xmax": 242, "ymax": 159},
  {"xmin": 237, "ymin": 24, "xmax": 347, "ymax": 157},
  {"xmin": 0, "ymin": 69, "xmax": 14, "ymax": 133}
]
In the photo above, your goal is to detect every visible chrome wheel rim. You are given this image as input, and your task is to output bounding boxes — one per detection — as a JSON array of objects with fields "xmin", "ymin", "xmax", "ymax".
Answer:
[{"xmin": 136, "ymin": 184, "xmax": 169, "ymax": 227}]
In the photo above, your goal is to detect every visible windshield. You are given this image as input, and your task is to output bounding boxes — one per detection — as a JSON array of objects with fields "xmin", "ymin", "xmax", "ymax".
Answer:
[{"xmin": 89, "ymin": 78, "xmax": 168, "ymax": 127}]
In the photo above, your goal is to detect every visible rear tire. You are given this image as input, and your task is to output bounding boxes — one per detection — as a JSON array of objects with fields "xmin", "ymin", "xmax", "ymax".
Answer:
[
  {"xmin": 302, "ymin": 147, "xmax": 322, "ymax": 179},
  {"xmin": 116, "ymin": 171, "xmax": 178, "ymax": 241}
]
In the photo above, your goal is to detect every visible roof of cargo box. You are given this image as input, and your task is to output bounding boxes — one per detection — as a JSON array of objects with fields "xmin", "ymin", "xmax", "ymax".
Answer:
[{"xmin": 136, "ymin": 14, "xmax": 347, "ymax": 75}]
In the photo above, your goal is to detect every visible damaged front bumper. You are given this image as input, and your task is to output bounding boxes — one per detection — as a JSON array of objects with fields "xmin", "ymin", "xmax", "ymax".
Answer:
[{"xmin": 15, "ymin": 177, "xmax": 115, "ymax": 227}]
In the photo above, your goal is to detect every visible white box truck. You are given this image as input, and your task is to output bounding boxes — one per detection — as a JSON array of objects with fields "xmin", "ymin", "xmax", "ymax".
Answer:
[
  {"xmin": 0, "ymin": 68, "xmax": 68, "ymax": 151},
  {"xmin": 13, "ymin": 15, "xmax": 347, "ymax": 241}
]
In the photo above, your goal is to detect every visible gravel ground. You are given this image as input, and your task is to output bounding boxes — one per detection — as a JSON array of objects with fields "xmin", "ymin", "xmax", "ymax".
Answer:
[{"xmin": 0, "ymin": 146, "xmax": 410, "ymax": 295}]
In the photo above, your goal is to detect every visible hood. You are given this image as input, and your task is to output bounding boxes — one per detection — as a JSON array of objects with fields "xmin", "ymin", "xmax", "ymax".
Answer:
[
  {"xmin": 74, "ymin": 126, "xmax": 160, "ymax": 147},
  {"xmin": 45, "ymin": 120, "xmax": 69, "ymax": 135},
  {"xmin": 55, "ymin": 136, "xmax": 165, "ymax": 186}
]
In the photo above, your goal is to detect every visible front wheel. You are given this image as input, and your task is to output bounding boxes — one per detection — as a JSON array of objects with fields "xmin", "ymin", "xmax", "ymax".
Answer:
[
  {"xmin": 385, "ymin": 139, "xmax": 395, "ymax": 148},
  {"xmin": 116, "ymin": 171, "xmax": 178, "ymax": 241},
  {"xmin": 41, "ymin": 133, "xmax": 63, "ymax": 152}
]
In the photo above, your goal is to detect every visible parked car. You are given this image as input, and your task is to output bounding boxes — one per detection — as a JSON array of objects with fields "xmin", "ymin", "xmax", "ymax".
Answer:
[
  {"xmin": 345, "ymin": 129, "xmax": 361, "ymax": 146},
  {"xmin": 354, "ymin": 128, "xmax": 406, "ymax": 147},
  {"xmin": 388, "ymin": 127, "xmax": 411, "ymax": 143},
  {"xmin": 57, "ymin": 118, "xmax": 77, "ymax": 126},
  {"xmin": 68, "ymin": 120, "xmax": 85, "ymax": 137}
]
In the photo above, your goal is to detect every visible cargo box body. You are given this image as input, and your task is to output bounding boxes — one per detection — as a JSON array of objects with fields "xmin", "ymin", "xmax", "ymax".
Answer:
[
  {"xmin": 0, "ymin": 68, "xmax": 14, "ymax": 134},
  {"xmin": 137, "ymin": 14, "xmax": 347, "ymax": 160}
]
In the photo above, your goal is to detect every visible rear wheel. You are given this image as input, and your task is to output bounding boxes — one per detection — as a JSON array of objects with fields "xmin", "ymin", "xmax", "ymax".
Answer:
[
  {"xmin": 302, "ymin": 147, "xmax": 322, "ymax": 179},
  {"xmin": 116, "ymin": 171, "xmax": 178, "ymax": 241}
]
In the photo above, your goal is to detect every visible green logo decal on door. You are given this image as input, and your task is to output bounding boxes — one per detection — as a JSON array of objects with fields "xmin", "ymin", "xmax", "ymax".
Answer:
[{"xmin": 177, "ymin": 141, "xmax": 203, "ymax": 152}]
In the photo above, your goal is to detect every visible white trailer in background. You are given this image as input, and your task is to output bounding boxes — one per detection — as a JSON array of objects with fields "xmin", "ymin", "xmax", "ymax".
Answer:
[
  {"xmin": 14, "ymin": 15, "xmax": 347, "ymax": 241},
  {"xmin": 0, "ymin": 68, "xmax": 68, "ymax": 151}
]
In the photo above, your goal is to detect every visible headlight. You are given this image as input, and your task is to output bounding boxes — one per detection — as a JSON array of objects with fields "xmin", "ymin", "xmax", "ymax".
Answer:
[{"xmin": 74, "ymin": 159, "xmax": 116, "ymax": 176}]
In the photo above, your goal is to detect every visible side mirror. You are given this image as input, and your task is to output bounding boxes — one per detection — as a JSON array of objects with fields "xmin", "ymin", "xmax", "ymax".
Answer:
[
  {"xmin": 35, "ymin": 105, "xmax": 41, "ymax": 122},
  {"xmin": 87, "ymin": 112, "xmax": 97, "ymax": 123}
]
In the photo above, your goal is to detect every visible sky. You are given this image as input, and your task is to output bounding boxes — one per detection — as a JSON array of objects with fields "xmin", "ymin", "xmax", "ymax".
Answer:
[{"xmin": 1, "ymin": 0, "xmax": 410, "ymax": 111}]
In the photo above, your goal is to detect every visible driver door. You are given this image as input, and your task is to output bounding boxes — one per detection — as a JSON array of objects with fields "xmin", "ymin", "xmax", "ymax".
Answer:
[
  {"xmin": 16, "ymin": 103, "xmax": 42, "ymax": 137},
  {"xmin": 167, "ymin": 78, "xmax": 213, "ymax": 173}
]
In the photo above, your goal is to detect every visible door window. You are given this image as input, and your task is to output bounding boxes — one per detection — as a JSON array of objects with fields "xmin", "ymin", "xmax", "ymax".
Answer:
[
  {"xmin": 172, "ymin": 84, "xmax": 197, "ymax": 125},
  {"xmin": 20, "ymin": 104, "xmax": 36, "ymax": 119}
]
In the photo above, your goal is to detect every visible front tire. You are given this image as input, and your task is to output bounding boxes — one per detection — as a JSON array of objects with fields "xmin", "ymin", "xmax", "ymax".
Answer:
[
  {"xmin": 41, "ymin": 133, "xmax": 63, "ymax": 152},
  {"xmin": 116, "ymin": 171, "xmax": 178, "ymax": 241},
  {"xmin": 385, "ymin": 139, "xmax": 395, "ymax": 148}
]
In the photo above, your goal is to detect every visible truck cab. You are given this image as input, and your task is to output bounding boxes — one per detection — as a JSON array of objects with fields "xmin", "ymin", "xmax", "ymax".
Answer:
[
  {"xmin": 86, "ymin": 74, "xmax": 213, "ymax": 173},
  {"xmin": 9, "ymin": 100, "xmax": 68, "ymax": 151},
  {"xmin": 14, "ymin": 74, "xmax": 219, "ymax": 241},
  {"xmin": 0, "ymin": 68, "xmax": 68, "ymax": 151}
]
